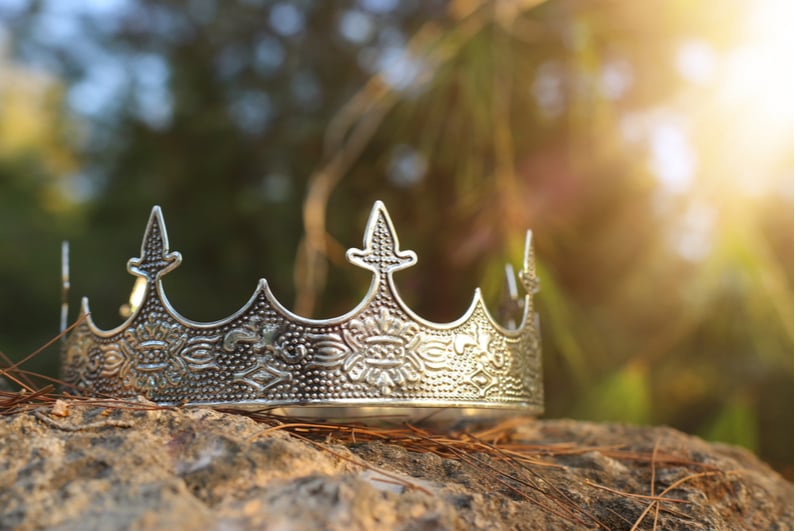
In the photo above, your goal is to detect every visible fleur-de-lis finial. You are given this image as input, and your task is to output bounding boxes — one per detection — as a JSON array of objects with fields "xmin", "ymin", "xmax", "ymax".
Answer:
[
  {"xmin": 127, "ymin": 206, "xmax": 182, "ymax": 281},
  {"xmin": 346, "ymin": 201, "xmax": 417, "ymax": 276}
]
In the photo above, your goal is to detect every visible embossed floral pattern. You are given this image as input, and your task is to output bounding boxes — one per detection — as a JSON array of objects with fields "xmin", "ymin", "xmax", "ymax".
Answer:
[
  {"xmin": 100, "ymin": 316, "xmax": 219, "ymax": 393},
  {"xmin": 313, "ymin": 309, "xmax": 449, "ymax": 395}
]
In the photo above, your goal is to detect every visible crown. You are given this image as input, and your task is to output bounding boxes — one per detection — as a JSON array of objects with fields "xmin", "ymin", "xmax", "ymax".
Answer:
[{"xmin": 61, "ymin": 201, "xmax": 543, "ymax": 420}]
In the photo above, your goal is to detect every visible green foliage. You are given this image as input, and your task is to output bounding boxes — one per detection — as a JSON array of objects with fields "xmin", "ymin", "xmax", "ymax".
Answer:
[
  {"xmin": 703, "ymin": 395, "xmax": 760, "ymax": 452},
  {"xmin": 575, "ymin": 363, "xmax": 652, "ymax": 426}
]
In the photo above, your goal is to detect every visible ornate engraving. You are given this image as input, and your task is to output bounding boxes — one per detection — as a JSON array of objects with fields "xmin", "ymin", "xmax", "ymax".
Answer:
[
  {"xmin": 455, "ymin": 324, "xmax": 506, "ymax": 368},
  {"xmin": 455, "ymin": 324, "xmax": 507, "ymax": 397},
  {"xmin": 313, "ymin": 309, "xmax": 449, "ymax": 395},
  {"xmin": 232, "ymin": 356, "xmax": 292, "ymax": 392},
  {"xmin": 223, "ymin": 319, "xmax": 307, "ymax": 364},
  {"xmin": 223, "ymin": 319, "xmax": 307, "ymax": 392},
  {"xmin": 180, "ymin": 336, "xmax": 221, "ymax": 371},
  {"xmin": 62, "ymin": 201, "xmax": 543, "ymax": 413},
  {"xmin": 99, "ymin": 317, "xmax": 220, "ymax": 393}
]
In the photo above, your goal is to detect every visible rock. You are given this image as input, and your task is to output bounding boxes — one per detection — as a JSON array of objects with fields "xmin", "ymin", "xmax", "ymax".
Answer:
[{"xmin": 0, "ymin": 400, "xmax": 791, "ymax": 530}]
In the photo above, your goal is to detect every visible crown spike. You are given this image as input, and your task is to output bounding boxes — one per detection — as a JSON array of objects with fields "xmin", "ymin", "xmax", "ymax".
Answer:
[
  {"xmin": 519, "ymin": 230, "xmax": 539, "ymax": 295},
  {"xmin": 346, "ymin": 201, "xmax": 417, "ymax": 275},
  {"xmin": 127, "ymin": 206, "xmax": 182, "ymax": 281},
  {"xmin": 79, "ymin": 296, "xmax": 90, "ymax": 316}
]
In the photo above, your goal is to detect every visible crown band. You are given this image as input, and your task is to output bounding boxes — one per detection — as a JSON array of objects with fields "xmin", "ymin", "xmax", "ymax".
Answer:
[{"xmin": 61, "ymin": 201, "xmax": 543, "ymax": 421}]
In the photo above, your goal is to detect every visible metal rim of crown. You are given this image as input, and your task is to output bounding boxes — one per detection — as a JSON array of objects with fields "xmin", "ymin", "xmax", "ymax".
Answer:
[{"xmin": 61, "ymin": 201, "xmax": 543, "ymax": 421}]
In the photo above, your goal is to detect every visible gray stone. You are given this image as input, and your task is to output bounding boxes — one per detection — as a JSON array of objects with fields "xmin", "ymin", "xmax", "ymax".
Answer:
[{"xmin": 0, "ymin": 399, "xmax": 791, "ymax": 530}]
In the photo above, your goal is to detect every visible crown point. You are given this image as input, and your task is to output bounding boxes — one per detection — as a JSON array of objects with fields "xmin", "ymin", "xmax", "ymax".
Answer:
[
  {"xmin": 472, "ymin": 287, "xmax": 487, "ymax": 306},
  {"xmin": 254, "ymin": 278, "xmax": 271, "ymax": 298},
  {"xmin": 127, "ymin": 206, "xmax": 182, "ymax": 281},
  {"xmin": 519, "ymin": 230, "xmax": 539, "ymax": 294},
  {"xmin": 79, "ymin": 296, "xmax": 90, "ymax": 315},
  {"xmin": 523, "ymin": 230, "xmax": 533, "ymax": 270},
  {"xmin": 347, "ymin": 201, "xmax": 417, "ymax": 275}
]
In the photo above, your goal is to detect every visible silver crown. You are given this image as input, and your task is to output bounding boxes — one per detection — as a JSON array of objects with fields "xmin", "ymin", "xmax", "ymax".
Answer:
[{"xmin": 61, "ymin": 201, "xmax": 543, "ymax": 421}]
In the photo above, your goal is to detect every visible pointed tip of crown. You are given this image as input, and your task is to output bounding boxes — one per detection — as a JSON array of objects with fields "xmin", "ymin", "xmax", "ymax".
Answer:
[
  {"xmin": 127, "ymin": 204, "xmax": 181, "ymax": 280},
  {"xmin": 141, "ymin": 205, "xmax": 168, "ymax": 245},
  {"xmin": 367, "ymin": 200, "xmax": 391, "ymax": 227},
  {"xmin": 141, "ymin": 205, "xmax": 169, "ymax": 252},
  {"xmin": 519, "ymin": 229, "xmax": 540, "ymax": 296},
  {"xmin": 255, "ymin": 278, "xmax": 270, "ymax": 294},
  {"xmin": 358, "ymin": 200, "xmax": 388, "ymax": 239},
  {"xmin": 472, "ymin": 287, "xmax": 485, "ymax": 304},
  {"xmin": 147, "ymin": 205, "xmax": 166, "ymax": 233},
  {"xmin": 346, "ymin": 200, "xmax": 417, "ymax": 274},
  {"xmin": 522, "ymin": 230, "xmax": 535, "ymax": 273}
]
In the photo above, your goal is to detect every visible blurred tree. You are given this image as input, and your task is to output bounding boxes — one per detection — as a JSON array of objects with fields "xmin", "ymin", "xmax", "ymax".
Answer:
[
  {"xmin": 0, "ymin": 0, "xmax": 791, "ymax": 475},
  {"xmin": 0, "ymin": 44, "xmax": 82, "ymax": 373}
]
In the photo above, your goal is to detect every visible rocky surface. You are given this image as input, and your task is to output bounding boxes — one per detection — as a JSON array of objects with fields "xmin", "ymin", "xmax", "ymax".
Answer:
[{"xmin": 0, "ymin": 399, "xmax": 791, "ymax": 530}]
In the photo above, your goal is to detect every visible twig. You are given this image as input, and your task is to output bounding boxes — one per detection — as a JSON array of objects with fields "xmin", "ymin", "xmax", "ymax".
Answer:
[{"xmin": 584, "ymin": 480, "xmax": 689, "ymax": 504}]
